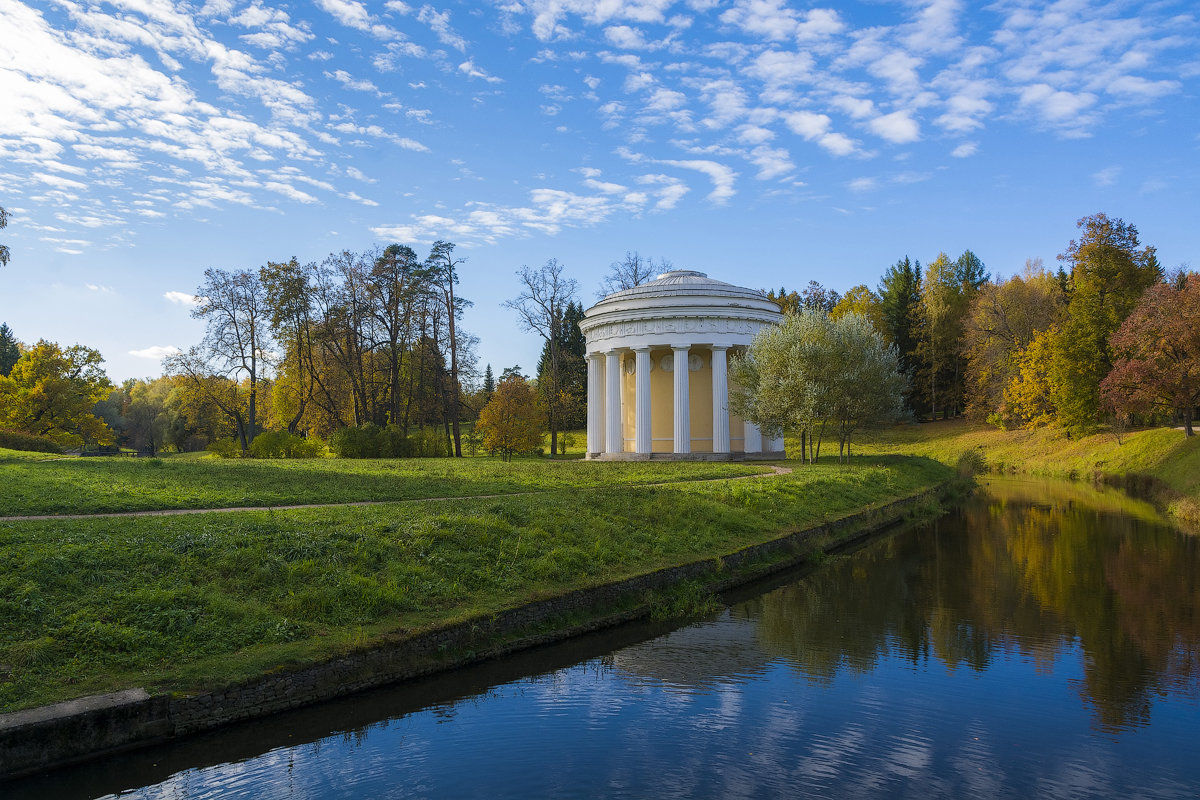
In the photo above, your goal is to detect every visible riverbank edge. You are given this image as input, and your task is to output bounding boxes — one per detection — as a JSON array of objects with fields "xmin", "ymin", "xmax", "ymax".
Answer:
[{"xmin": 0, "ymin": 480, "xmax": 956, "ymax": 780}]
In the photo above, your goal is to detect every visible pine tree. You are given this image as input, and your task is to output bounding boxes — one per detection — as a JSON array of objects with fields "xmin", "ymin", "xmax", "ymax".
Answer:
[
  {"xmin": 482, "ymin": 364, "xmax": 495, "ymax": 403},
  {"xmin": 878, "ymin": 257, "xmax": 923, "ymax": 415},
  {"xmin": 0, "ymin": 323, "xmax": 19, "ymax": 376}
]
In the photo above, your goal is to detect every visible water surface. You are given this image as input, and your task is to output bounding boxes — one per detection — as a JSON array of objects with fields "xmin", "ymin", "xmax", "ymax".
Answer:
[{"xmin": 11, "ymin": 477, "xmax": 1199, "ymax": 798}]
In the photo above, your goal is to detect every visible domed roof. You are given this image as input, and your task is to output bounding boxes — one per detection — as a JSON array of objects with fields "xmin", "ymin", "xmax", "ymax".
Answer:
[
  {"xmin": 580, "ymin": 269, "xmax": 782, "ymax": 353},
  {"xmin": 589, "ymin": 269, "xmax": 772, "ymax": 309}
]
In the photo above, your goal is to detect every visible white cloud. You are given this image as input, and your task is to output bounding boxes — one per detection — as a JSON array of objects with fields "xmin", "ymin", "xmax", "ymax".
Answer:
[
  {"xmin": 458, "ymin": 59, "xmax": 503, "ymax": 83},
  {"xmin": 130, "ymin": 345, "xmax": 182, "ymax": 360},
  {"xmin": 418, "ymin": 6, "xmax": 468, "ymax": 51},
  {"xmin": 950, "ymin": 142, "xmax": 977, "ymax": 158},
  {"xmin": 619, "ymin": 147, "xmax": 738, "ymax": 203},
  {"xmin": 164, "ymin": 291, "xmax": 200, "ymax": 306},
  {"xmin": 1092, "ymin": 166, "xmax": 1120, "ymax": 187},
  {"xmin": 869, "ymin": 110, "xmax": 921, "ymax": 143}
]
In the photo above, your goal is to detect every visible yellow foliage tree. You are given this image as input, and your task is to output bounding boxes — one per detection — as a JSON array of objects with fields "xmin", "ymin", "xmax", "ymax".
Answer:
[
  {"xmin": 1002, "ymin": 326, "xmax": 1058, "ymax": 428},
  {"xmin": 477, "ymin": 375, "xmax": 544, "ymax": 461},
  {"xmin": 0, "ymin": 339, "xmax": 114, "ymax": 447}
]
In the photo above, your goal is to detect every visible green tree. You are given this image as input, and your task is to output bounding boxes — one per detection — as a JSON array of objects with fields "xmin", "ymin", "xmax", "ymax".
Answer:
[
  {"xmin": 482, "ymin": 364, "xmax": 495, "ymax": 403},
  {"xmin": 730, "ymin": 310, "xmax": 906, "ymax": 464},
  {"xmin": 1052, "ymin": 214, "xmax": 1161, "ymax": 435},
  {"xmin": 126, "ymin": 376, "xmax": 176, "ymax": 454},
  {"xmin": 477, "ymin": 374, "xmax": 543, "ymax": 461},
  {"xmin": 916, "ymin": 252, "xmax": 960, "ymax": 420},
  {"xmin": 0, "ymin": 323, "xmax": 21, "ymax": 376},
  {"xmin": 878, "ymin": 256, "xmax": 923, "ymax": 414},
  {"xmin": 0, "ymin": 340, "xmax": 114, "ymax": 447}
]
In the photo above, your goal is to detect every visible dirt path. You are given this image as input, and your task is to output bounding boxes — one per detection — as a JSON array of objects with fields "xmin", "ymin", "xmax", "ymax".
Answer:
[{"xmin": 0, "ymin": 464, "xmax": 793, "ymax": 523}]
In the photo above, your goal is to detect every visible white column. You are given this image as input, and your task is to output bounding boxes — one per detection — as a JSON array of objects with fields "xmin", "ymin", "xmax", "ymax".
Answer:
[
  {"xmin": 744, "ymin": 420, "xmax": 763, "ymax": 454},
  {"xmin": 711, "ymin": 345, "xmax": 729, "ymax": 455},
  {"xmin": 634, "ymin": 346, "xmax": 652, "ymax": 455},
  {"xmin": 586, "ymin": 353, "xmax": 603, "ymax": 457},
  {"xmin": 672, "ymin": 344, "xmax": 691, "ymax": 454},
  {"xmin": 605, "ymin": 350, "xmax": 622, "ymax": 454}
]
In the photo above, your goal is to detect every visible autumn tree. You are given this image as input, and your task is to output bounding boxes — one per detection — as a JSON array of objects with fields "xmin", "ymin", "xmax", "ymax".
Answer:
[
  {"xmin": 0, "ymin": 340, "xmax": 114, "ymax": 447},
  {"xmin": 504, "ymin": 259, "xmax": 579, "ymax": 456},
  {"xmin": 477, "ymin": 374, "xmax": 543, "ymax": 461},
  {"xmin": 962, "ymin": 260, "xmax": 1062, "ymax": 423},
  {"xmin": 175, "ymin": 268, "xmax": 271, "ymax": 452},
  {"xmin": 260, "ymin": 257, "xmax": 317, "ymax": 434},
  {"xmin": 1101, "ymin": 273, "xmax": 1200, "ymax": 436},
  {"xmin": 830, "ymin": 285, "xmax": 886, "ymax": 336},
  {"xmin": 1003, "ymin": 327, "xmax": 1059, "ymax": 428}
]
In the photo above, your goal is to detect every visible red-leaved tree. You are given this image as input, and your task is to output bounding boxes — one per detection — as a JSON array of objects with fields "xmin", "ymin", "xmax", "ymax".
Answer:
[{"xmin": 1100, "ymin": 273, "xmax": 1200, "ymax": 437}]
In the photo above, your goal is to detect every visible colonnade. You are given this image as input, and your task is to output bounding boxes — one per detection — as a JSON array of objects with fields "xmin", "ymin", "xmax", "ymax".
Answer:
[{"xmin": 585, "ymin": 344, "xmax": 779, "ymax": 458}]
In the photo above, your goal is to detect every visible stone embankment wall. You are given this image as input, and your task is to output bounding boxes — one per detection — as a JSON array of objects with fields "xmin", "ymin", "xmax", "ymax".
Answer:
[{"xmin": 0, "ymin": 487, "xmax": 945, "ymax": 780}]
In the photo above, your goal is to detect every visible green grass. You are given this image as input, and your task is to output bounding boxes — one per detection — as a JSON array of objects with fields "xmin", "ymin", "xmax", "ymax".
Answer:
[
  {"xmin": 851, "ymin": 420, "xmax": 1200, "ymax": 525},
  {"xmin": 0, "ymin": 455, "xmax": 951, "ymax": 712},
  {"xmin": 0, "ymin": 453, "xmax": 769, "ymax": 516}
]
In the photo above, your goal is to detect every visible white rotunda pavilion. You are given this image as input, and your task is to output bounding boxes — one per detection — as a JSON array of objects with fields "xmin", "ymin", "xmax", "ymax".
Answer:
[{"xmin": 580, "ymin": 269, "xmax": 785, "ymax": 460}]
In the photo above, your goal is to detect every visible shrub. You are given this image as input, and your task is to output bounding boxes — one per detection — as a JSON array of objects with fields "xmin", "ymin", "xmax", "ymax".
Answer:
[
  {"xmin": 0, "ymin": 430, "xmax": 63, "ymax": 454},
  {"xmin": 206, "ymin": 439, "xmax": 242, "ymax": 459},
  {"xmin": 330, "ymin": 424, "xmax": 450, "ymax": 458},
  {"xmin": 248, "ymin": 430, "xmax": 327, "ymax": 459},
  {"xmin": 330, "ymin": 424, "xmax": 380, "ymax": 458}
]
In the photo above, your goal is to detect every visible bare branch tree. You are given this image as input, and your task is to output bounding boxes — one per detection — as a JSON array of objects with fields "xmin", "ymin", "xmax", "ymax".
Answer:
[
  {"xmin": 596, "ymin": 251, "xmax": 667, "ymax": 298},
  {"xmin": 191, "ymin": 268, "xmax": 270, "ymax": 451},
  {"xmin": 504, "ymin": 259, "xmax": 579, "ymax": 455},
  {"xmin": 0, "ymin": 205, "xmax": 10, "ymax": 267}
]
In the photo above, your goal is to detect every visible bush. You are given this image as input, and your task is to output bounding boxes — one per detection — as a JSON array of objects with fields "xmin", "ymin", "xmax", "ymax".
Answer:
[
  {"xmin": 329, "ymin": 424, "xmax": 450, "ymax": 458},
  {"xmin": 330, "ymin": 424, "xmax": 380, "ymax": 458},
  {"xmin": 248, "ymin": 430, "xmax": 327, "ymax": 459},
  {"xmin": 206, "ymin": 439, "xmax": 242, "ymax": 459},
  {"xmin": 0, "ymin": 430, "xmax": 64, "ymax": 454}
]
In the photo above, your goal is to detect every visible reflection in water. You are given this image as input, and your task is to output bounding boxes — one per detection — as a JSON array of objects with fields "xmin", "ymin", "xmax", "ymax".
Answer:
[
  {"xmin": 744, "ymin": 477, "xmax": 1199, "ymax": 732},
  {"xmin": 7, "ymin": 477, "xmax": 1198, "ymax": 799}
]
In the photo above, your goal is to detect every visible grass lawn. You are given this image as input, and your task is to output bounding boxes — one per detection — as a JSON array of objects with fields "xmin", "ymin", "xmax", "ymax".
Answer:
[
  {"xmin": 0, "ymin": 455, "xmax": 952, "ymax": 712},
  {"xmin": 0, "ymin": 449, "xmax": 768, "ymax": 516},
  {"xmin": 850, "ymin": 419, "xmax": 1200, "ymax": 525}
]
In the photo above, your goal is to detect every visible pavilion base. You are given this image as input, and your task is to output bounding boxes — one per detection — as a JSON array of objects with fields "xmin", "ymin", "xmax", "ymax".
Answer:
[{"xmin": 587, "ymin": 451, "xmax": 785, "ymax": 462}]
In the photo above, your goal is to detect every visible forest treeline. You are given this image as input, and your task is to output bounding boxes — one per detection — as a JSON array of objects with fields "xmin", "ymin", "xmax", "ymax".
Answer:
[
  {"xmin": 1, "ymin": 214, "xmax": 1195, "ymax": 456},
  {"xmin": 0, "ymin": 244, "xmax": 608, "ymax": 457},
  {"xmin": 771, "ymin": 213, "xmax": 1198, "ymax": 438}
]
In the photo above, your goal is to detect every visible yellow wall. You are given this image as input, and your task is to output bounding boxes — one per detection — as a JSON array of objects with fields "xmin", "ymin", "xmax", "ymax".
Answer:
[{"xmin": 618, "ymin": 347, "xmax": 746, "ymax": 453}]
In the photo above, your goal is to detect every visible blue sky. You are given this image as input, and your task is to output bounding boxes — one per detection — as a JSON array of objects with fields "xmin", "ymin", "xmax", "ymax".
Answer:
[{"xmin": 2, "ymin": 0, "xmax": 1197, "ymax": 384}]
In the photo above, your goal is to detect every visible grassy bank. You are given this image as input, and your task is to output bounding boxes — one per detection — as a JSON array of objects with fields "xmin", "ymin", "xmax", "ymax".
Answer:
[
  {"xmin": 0, "ymin": 450, "xmax": 766, "ymax": 516},
  {"xmin": 0, "ymin": 456, "xmax": 951, "ymax": 713},
  {"xmin": 853, "ymin": 420, "xmax": 1200, "ymax": 526}
]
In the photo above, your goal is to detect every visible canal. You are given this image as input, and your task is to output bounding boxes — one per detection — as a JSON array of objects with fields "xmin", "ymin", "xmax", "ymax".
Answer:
[{"xmin": 9, "ymin": 476, "xmax": 1199, "ymax": 798}]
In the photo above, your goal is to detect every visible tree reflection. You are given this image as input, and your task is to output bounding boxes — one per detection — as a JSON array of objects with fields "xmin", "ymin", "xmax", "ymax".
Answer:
[{"xmin": 742, "ymin": 479, "xmax": 1199, "ymax": 732}]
